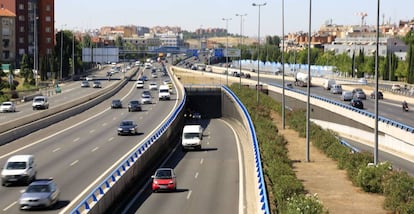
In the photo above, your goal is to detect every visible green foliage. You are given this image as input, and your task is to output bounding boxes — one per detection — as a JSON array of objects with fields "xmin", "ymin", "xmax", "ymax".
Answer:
[
  {"xmin": 229, "ymin": 84, "xmax": 323, "ymax": 213},
  {"xmin": 357, "ymin": 162, "xmax": 392, "ymax": 193},
  {"xmin": 285, "ymin": 194, "xmax": 325, "ymax": 214},
  {"xmin": 382, "ymin": 170, "xmax": 414, "ymax": 212}
]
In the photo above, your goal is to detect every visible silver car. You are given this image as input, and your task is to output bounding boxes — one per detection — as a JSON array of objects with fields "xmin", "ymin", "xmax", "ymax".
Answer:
[
  {"xmin": 19, "ymin": 178, "xmax": 60, "ymax": 210},
  {"xmin": 341, "ymin": 91, "xmax": 353, "ymax": 101},
  {"xmin": 0, "ymin": 101, "xmax": 16, "ymax": 112}
]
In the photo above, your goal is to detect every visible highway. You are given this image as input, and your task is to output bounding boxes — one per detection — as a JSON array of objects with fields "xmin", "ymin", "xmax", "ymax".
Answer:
[
  {"xmin": 0, "ymin": 64, "xmax": 179, "ymax": 213},
  {"xmin": 0, "ymin": 65, "xmax": 123, "ymax": 125},
  {"xmin": 259, "ymin": 75, "xmax": 414, "ymax": 128},
  {"xmin": 119, "ymin": 119, "xmax": 241, "ymax": 214}
]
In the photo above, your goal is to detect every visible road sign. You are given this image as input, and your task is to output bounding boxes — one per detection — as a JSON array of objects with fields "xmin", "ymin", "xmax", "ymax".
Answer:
[
  {"xmin": 214, "ymin": 48, "xmax": 223, "ymax": 57},
  {"xmin": 224, "ymin": 48, "xmax": 241, "ymax": 57}
]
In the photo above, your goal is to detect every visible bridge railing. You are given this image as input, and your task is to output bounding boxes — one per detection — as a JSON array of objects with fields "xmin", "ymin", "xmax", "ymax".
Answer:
[
  {"xmin": 223, "ymin": 85, "xmax": 270, "ymax": 214},
  {"xmin": 69, "ymin": 92, "xmax": 186, "ymax": 214},
  {"xmin": 269, "ymin": 82, "xmax": 414, "ymax": 139}
]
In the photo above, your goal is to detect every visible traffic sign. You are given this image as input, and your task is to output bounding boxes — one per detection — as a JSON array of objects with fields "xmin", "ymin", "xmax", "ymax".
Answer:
[
  {"xmin": 214, "ymin": 48, "xmax": 223, "ymax": 57},
  {"xmin": 224, "ymin": 48, "xmax": 241, "ymax": 57}
]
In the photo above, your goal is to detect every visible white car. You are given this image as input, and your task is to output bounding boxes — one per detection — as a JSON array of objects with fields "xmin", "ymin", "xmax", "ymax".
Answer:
[
  {"xmin": 391, "ymin": 84, "xmax": 401, "ymax": 91},
  {"xmin": 0, "ymin": 101, "xmax": 16, "ymax": 112},
  {"xmin": 149, "ymin": 82, "xmax": 158, "ymax": 90},
  {"xmin": 141, "ymin": 94, "xmax": 152, "ymax": 104},
  {"xmin": 85, "ymin": 76, "xmax": 94, "ymax": 81},
  {"xmin": 136, "ymin": 80, "xmax": 144, "ymax": 89}
]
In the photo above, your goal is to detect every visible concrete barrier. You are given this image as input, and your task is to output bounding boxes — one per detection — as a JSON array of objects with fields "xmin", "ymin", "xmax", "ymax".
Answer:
[{"xmin": 0, "ymin": 68, "xmax": 140, "ymax": 145}]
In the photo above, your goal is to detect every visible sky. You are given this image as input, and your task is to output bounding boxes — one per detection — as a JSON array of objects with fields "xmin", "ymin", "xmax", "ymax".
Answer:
[{"xmin": 55, "ymin": 0, "xmax": 413, "ymax": 37}]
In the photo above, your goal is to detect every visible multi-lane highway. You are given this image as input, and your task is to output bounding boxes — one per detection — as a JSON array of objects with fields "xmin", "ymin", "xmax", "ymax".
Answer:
[
  {"xmin": 0, "ymin": 66, "xmax": 121, "ymax": 126},
  {"xmin": 0, "ymin": 64, "xmax": 179, "ymax": 213},
  {"xmin": 119, "ymin": 119, "xmax": 242, "ymax": 214}
]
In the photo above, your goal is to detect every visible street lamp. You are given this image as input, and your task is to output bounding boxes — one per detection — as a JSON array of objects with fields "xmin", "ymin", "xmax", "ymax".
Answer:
[
  {"xmin": 222, "ymin": 18, "xmax": 232, "ymax": 85},
  {"xmin": 252, "ymin": 2, "xmax": 267, "ymax": 104},
  {"xmin": 236, "ymin": 13, "xmax": 247, "ymax": 89},
  {"xmin": 33, "ymin": 5, "xmax": 38, "ymax": 86},
  {"xmin": 281, "ymin": 0, "xmax": 286, "ymax": 129}
]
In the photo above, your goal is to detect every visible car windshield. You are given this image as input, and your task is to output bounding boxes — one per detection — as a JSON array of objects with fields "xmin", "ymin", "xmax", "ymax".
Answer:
[
  {"xmin": 34, "ymin": 98, "xmax": 44, "ymax": 102},
  {"xmin": 113, "ymin": 100, "xmax": 120, "ymax": 104},
  {"xmin": 142, "ymin": 94, "xmax": 150, "ymax": 98},
  {"xmin": 184, "ymin": 133, "xmax": 200, "ymax": 139},
  {"xmin": 6, "ymin": 161, "xmax": 26, "ymax": 169},
  {"xmin": 120, "ymin": 121, "xmax": 133, "ymax": 126},
  {"xmin": 2, "ymin": 103, "xmax": 11, "ymax": 106},
  {"xmin": 26, "ymin": 184, "xmax": 51, "ymax": 193},
  {"xmin": 155, "ymin": 170, "xmax": 172, "ymax": 179},
  {"xmin": 130, "ymin": 101, "xmax": 139, "ymax": 105}
]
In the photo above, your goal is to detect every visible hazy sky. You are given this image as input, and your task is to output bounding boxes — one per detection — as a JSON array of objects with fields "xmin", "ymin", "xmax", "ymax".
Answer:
[{"xmin": 56, "ymin": 0, "xmax": 412, "ymax": 37}]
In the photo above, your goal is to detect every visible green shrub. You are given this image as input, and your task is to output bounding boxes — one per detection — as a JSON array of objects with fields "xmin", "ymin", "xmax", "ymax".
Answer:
[
  {"xmin": 356, "ymin": 161, "xmax": 392, "ymax": 193},
  {"xmin": 383, "ymin": 170, "xmax": 414, "ymax": 212},
  {"xmin": 284, "ymin": 194, "xmax": 325, "ymax": 214}
]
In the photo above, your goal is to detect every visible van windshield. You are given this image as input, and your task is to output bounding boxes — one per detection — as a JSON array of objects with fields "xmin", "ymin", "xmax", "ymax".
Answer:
[
  {"xmin": 184, "ymin": 133, "xmax": 200, "ymax": 139},
  {"xmin": 6, "ymin": 161, "xmax": 27, "ymax": 169},
  {"xmin": 160, "ymin": 89, "xmax": 169, "ymax": 93}
]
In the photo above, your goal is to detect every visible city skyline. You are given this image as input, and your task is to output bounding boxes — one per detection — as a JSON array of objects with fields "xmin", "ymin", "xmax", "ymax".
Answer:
[{"xmin": 56, "ymin": 0, "xmax": 412, "ymax": 37}]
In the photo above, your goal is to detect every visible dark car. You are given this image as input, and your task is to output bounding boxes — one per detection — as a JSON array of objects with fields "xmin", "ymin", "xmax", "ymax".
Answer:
[
  {"xmin": 141, "ymin": 75, "xmax": 148, "ymax": 81},
  {"xmin": 111, "ymin": 99, "xmax": 122, "ymax": 109},
  {"xmin": 19, "ymin": 178, "xmax": 60, "ymax": 210},
  {"xmin": 353, "ymin": 90, "xmax": 366, "ymax": 100},
  {"xmin": 370, "ymin": 91, "xmax": 384, "ymax": 99},
  {"xmin": 350, "ymin": 98, "xmax": 364, "ymax": 109},
  {"xmin": 128, "ymin": 100, "xmax": 142, "ymax": 112},
  {"xmin": 117, "ymin": 120, "xmax": 138, "ymax": 135}
]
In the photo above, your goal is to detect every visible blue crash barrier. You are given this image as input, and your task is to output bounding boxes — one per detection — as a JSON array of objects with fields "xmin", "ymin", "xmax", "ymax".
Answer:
[
  {"xmin": 268, "ymin": 82, "xmax": 414, "ymax": 134},
  {"xmin": 70, "ymin": 93, "xmax": 187, "ymax": 214},
  {"xmin": 223, "ymin": 85, "xmax": 270, "ymax": 214}
]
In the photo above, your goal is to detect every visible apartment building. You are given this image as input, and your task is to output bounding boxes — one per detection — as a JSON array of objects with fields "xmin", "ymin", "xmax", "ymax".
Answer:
[
  {"xmin": 1, "ymin": 0, "xmax": 54, "ymax": 68},
  {"xmin": 0, "ymin": 6, "xmax": 16, "ymax": 64}
]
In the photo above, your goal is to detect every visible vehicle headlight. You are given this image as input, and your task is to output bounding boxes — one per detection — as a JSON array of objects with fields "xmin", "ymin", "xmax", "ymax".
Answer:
[
  {"xmin": 169, "ymin": 181, "xmax": 174, "ymax": 184},
  {"xmin": 129, "ymin": 128, "xmax": 135, "ymax": 131},
  {"xmin": 117, "ymin": 128, "xmax": 122, "ymax": 131},
  {"xmin": 153, "ymin": 180, "xmax": 158, "ymax": 184}
]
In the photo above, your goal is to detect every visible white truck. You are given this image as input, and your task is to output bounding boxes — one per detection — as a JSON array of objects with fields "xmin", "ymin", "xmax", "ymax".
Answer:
[
  {"xmin": 323, "ymin": 79, "xmax": 336, "ymax": 90},
  {"xmin": 182, "ymin": 125, "xmax": 203, "ymax": 150},
  {"xmin": 294, "ymin": 72, "xmax": 311, "ymax": 87},
  {"xmin": 158, "ymin": 85, "xmax": 171, "ymax": 100}
]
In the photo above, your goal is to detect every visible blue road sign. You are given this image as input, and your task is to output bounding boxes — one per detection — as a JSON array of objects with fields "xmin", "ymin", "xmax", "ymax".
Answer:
[{"xmin": 214, "ymin": 48, "xmax": 224, "ymax": 57}]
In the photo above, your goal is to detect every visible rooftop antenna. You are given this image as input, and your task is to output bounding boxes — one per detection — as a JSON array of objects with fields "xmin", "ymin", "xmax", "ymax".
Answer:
[{"xmin": 355, "ymin": 12, "xmax": 368, "ymax": 26}]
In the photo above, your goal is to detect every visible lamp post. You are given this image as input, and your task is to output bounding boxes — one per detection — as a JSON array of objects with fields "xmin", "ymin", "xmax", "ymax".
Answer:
[
  {"xmin": 222, "ymin": 18, "xmax": 232, "ymax": 85},
  {"xmin": 306, "ymin": 0, "xmax": 312, "ymax": 162},
  {"xmin": 281, "ymin": 0, "xmax": 286, "ymax": 129},
  {"xmin": 33, "ymin": 5, "xmax": 38, "ymax": 86},
  {"xmin": 252, "ymin": 2, "xmax": 267, "ymax": 105},
  {"xmin": 72, "ymin": 29, "xmax": 76, "ymax": 78},
  {"xmin": 236, "ymin": 13, "xmax": 247, "ymax": 89}
]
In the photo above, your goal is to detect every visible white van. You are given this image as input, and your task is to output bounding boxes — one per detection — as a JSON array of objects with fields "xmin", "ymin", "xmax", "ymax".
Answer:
[
  {"xmin": 1, "ymin": 155, "xmax": 37, "ymax": 186},
  {"xmin": 32, "ymin": 96, "xmax": 49, "ymax": 110},
  {"xmin": 158, "ymin": 85, "xmax": 171, "ymax": 100},
  {"xmin": 182, "ymin": 125, "xmax": 203, "ymax": 150},
  {"xmin": 323, "ymin": 79, "xmax": 336, "ymax": 90}
]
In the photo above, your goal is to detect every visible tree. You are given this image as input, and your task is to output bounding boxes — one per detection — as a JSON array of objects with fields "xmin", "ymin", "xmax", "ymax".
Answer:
[
  {"xmin": 19, "ymin": 54, "xmax": 34, "ymax": 85},
  {"xmin": 115, "ymin": 36, "xmax": 123, "ymax": 48}
]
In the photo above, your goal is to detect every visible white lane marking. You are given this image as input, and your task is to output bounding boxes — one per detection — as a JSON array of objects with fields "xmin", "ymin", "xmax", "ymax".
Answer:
[
  {"xmin": 194, "ymin": 172, "xmax": 199, "ymax": 179},
  {"xmin": 90, "ymin": 129, "xmax": 95, "ymax": 133},
  {"xmin": 220, "ymin": 119, "xmax": 244, "ymax": 214},
  {"xmin": 3, "ymin": 201, "xmax": 17, "ymax": 212},
  {"xmin": 70, "ymin": 160, "xmax": 79, "ymax": 166},
  {"xmin": 52, "ymin": 148, "xmax": 61, "ymax": 153},
  {"xmin": 186, "ymin": 190, "xmax": 192, "ymax": 200},
  {"xmin": 91, "ymin": 147, "xmax": 99, "ymax": 152},
  {"xmin": 60, "ymin": 76, "xmax": 181, "ymax": 214},
  {"xmin": 73, "ymin": 138, "xmax": 80, "ymax": 142},
  {"xmin": 200, "ymin": 158, "xmax": 204, "ymax": 165},
  {"xmin": 108, "ymin": 137, "xmax": 114, "ymax": 142}
]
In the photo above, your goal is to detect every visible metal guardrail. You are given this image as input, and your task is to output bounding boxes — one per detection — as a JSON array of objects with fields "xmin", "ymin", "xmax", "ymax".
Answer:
[
  {"xmin": 223, "ymin": 85, "xmax": 270, "ymax": 214},
  {"xmin": 269, "ymin": 82, "xmax": 414, "ymax": 134},
  {"xmin": 70, "ymin": 93, "xmax": 187, "ymax": 214}
]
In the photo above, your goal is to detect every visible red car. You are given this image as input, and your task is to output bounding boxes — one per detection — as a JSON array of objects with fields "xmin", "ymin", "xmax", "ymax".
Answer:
[{"xmin": 152, "ymin": 168, "xmax": 177, "ymax": 192}]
